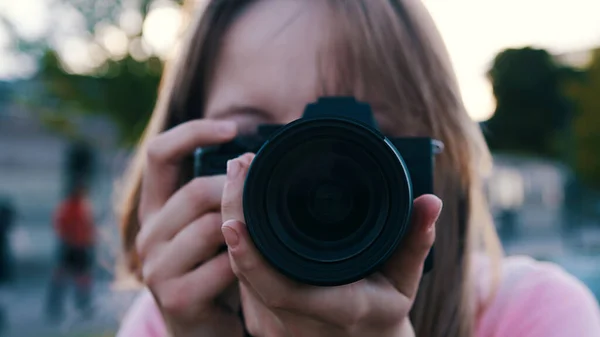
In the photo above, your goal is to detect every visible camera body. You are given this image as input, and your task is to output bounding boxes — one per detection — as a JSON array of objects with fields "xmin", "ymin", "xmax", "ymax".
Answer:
[{"xmin": 195, "ymin": 97, "xmax": 441, "ymax": 286}]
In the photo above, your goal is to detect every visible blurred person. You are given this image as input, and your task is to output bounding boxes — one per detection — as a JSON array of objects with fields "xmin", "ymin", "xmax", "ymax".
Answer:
[
  {"xmin": 115, "ymin": 1, "xmax": 600, "ymax": 337},
  {"xmin": 0, "ymin": 196, "xmax": 16, "ymax": 335},
  {"xmin": 45, "ymin": 180, "xmax": 96, "ymax": 322},
  {"xmin": 0, "ymin": 196, "xmax": 15, "ymax": 284}
]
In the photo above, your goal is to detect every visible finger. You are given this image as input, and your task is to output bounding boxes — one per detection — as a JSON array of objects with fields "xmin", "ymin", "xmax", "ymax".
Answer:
[
  {"xmin": 221, "ymin": 153, "xmax": 255, "ymax": 224},
  {"xmin": 137, "ymin": 176, "xmax": 226, "ymax": 256},
  {"xmin": 149, "ymin": 213, "xmax": 224, "ymax": 280},
  {"xmin": 381, "ymin": 194, "xmax": 442, "ymax": 299},
  {"xmin": 240, "ymin": 283, "xmax": 287, "ymax": 337},
  {"xmin": 223, "ymin": 219, "xmax": 399, "ymax": 327},
  {"xmin": 218, "ymin": 282, "xmax": 241, "ymax": 313},
  {"xmin": 139, "ymin": 119, "xmax": 237, "ymax": 221},
  {"xmin": 160, "ymin": 252, "xmax": 236, "ymax": 316},
  {"xmin": 221, "ymin": 219, "xmax": 299, "ymax": 307}
]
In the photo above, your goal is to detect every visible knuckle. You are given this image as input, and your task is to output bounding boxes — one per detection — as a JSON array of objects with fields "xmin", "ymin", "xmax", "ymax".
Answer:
[
  {"xmin": 426, "ymin": 229, "xmax": 436, "ymax": 247},
  {"xmin": 205, "ymin": 212, "xmax": 223, "ymax": 227},
  {"xmin": 186, "ymin": 178, "xmax": 211, "ymax": 203},
  {"xmin": 141, "ymin": 261, "xmax": 162, "ymax": 288},
  {"xmin": 248, "ymin": 324, "xmax": 273, "ymax": 337},
  {"xmin": 198, "ymin": 214, "xmax": 224, "ymax": 241},
  {"xmin": 220, "ymin": 190, "xmax": 232, "ymax": 210},
  {"xmin": 347, "ymin": 304, "xmax": 369, "ymax": 327},
  {"xmin": 135, "ymin": 229, "xmax": 149, "ymax": 259},
  {"xmin": 135, "ymin": 214, "xmax": 157, "ymax": 258},
  {"xmin": 137, "ymin": 194, "xmax": 154, "ymax": 225},
  {"xmin": 229, "ymin": 259, "xmax": 242, "ymax": 277},
  {"xmin": 236, "ymin": 254, "xmax": 258, "ymax": 275},
  {"xmin": 184, "ymin": 221, "xmax": 221, "ymax": 253},
  {"xmin": 244, "ymin": 313, "xmax": 262, "ymax": 336},
  {"xmin": 415, "ymin": 240, "xmax": 434, "ymax": 261},
  {"xmin": 145, "ymin": 136, "xmax": 165, "ymax": 163},
  {"xmin": 159, "ymin": 281, "xmax": 210, "ymax": 320},
  {"xmin": 221, "ymin": 179, "xmax": 238, "ymax": 203},
  {"xmin": 417, "ymin": 229, "xmax": 436, "ymax": 253},
  {"xmin": 220, "ymin": 201, "xmax": 232, "ymax": 215},
  {"xmin": 263, "ymin": 293, "xmax": 289, "ymax": 311},
  {"xmin": 160, "ymin": 286, "xmax": 190, "ymax": 316},
  {"xmin": 340, "ymin": 287, "xmax": 369, "ymax": 327},
  {"xmin": 246, "ymin": 324, "xmax": 261, "ymax": 337}
]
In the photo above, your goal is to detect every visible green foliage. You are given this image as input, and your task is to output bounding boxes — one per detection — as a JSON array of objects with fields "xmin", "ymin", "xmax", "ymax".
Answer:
[
  {"xmin": 485, "ymin": 47, "xmax": 576, "ymax": 158},
  {"xmin": 564, "ymin": 49, "xmax": 600, "ymax": 189},
  {"xmin": 486, "ymin": 46, "xmax": 600, "ymax": 190},
  {"xmin": 37, "ymin": 50, "xmax": 163, "ymax": 146},
  {"xmin": 1, "ymin": 0, "xmax": 187, "ymax": 147}
]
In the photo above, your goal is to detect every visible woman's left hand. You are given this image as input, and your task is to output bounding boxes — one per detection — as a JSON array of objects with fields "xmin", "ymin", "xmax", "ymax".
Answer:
[{"xmin": 221, "ymin": 154, "xmax": 442, "ymax": 337}]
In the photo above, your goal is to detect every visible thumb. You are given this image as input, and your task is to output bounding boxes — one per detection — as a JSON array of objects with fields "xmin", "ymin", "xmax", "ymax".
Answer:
[
  {"xmin": 221, "ymin": 153, "xmax": 255, "ymax": 224},
  {"xmin": 381, "ymin": 194, "xmax": 442, "ymax": 299}
]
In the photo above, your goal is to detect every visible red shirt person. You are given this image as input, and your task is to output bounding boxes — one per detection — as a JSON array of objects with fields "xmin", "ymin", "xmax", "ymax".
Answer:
[
  {"xmin": 46, "ymin": 182, "xmax": 96, "ymax": 321},
  {"xmin": 54, "ymin": 191, "xmax": 95, "ymax": 248}
]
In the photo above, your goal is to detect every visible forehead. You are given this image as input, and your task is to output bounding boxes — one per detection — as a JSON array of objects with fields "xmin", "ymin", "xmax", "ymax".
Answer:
[{"xmin": 204, "ymin": 0, "xmax": 333, "ymax": 121}]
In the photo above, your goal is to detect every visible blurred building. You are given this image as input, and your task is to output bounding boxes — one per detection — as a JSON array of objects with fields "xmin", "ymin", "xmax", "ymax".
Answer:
[
  {"xmin": 486, "ymin": 154, "xmax": 570, "ymax": 237},
  {"xmin": 485, "ymin": 46, "xmax": 600, "ymax": 238}
]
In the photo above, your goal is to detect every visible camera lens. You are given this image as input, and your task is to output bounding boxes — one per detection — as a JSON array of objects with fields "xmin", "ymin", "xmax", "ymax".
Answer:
[
  {"xmin": 305, "ymin": 181, "xmax": 354, "ymax": 230},
  {"xmin": 244, "ymin": 118, "xmax": 412, "ymax": 286},
  {"xmin": 300, "ymin": 178, "xmax": 359, "ymax": 240},
  {"xmin": 270, "ymin": 138, "xmax": 380, "ymax": 249}
]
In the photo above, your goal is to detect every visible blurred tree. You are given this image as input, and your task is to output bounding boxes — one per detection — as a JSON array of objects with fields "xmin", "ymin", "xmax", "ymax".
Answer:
[
  {"xmin": 484, "ymin": 47, "xmax": 577, "ymax": 158},
  {"xmin": 1, "ymin": 0, "xmax": 186, "ymax": 146},
  {"xmin": 564, "ymin": 49, "xmax": 600, "ymax": 189},
  {"xmin": 36, "ymin": 50, "xmax": 163, "ymax": 146}
]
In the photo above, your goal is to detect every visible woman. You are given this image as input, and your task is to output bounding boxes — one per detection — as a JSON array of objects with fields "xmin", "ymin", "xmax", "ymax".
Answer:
[{"xmin": 116, "ymin": 0, "xmax": 600, "ymax": 336}]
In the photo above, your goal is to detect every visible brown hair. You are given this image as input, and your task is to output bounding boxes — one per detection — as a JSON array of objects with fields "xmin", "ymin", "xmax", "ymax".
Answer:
[{"xmin": 117, "ymin": 0, "xmax": 503, "ymax": 336}]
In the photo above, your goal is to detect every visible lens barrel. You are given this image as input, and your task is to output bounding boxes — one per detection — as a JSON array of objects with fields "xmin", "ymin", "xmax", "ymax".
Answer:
[{"xmin": 243, "ymin": 117, "xmax": 412, "ymax": 286}]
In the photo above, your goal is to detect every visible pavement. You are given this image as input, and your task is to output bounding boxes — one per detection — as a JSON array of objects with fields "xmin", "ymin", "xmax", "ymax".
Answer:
[
  {"xmin": 2, "ymin": 220, "xmax": 137, "ymax": 337},
  {"xmin": 1, "ymin": 279, "xmax": 139, "ymax": 337}
]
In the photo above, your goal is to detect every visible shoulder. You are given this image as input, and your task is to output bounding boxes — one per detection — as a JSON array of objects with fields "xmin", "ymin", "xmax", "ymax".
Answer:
[
  {"xmin": 116, "ymin": 288, "xmax": 168, "ymax": 337},
  {"xmin": 475, "ymin": 255, "xmax": 600, "ymax": 337}
]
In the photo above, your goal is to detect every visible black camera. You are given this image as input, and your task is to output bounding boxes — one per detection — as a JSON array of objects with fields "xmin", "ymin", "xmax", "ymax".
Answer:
[{"xmin": 194, "ymin": 97, "xmax": 442, "ymax": 286}]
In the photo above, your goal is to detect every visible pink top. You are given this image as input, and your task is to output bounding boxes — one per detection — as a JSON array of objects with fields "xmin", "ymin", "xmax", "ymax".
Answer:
[{"xmin": 116, "ymin": 255, "xmax": 600, "ymax": 336}]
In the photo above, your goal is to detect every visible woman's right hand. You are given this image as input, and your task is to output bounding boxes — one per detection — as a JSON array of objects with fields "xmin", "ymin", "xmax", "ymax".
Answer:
[{"xmin": 136, "ymin": 119, "xmax": 243, "ymax": 337}]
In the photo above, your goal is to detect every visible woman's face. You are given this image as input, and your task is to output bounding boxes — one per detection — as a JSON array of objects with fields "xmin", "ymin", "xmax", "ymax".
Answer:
[{"xmin": 203, "ymin": 0, "xmax": 396, "ymax": 135}]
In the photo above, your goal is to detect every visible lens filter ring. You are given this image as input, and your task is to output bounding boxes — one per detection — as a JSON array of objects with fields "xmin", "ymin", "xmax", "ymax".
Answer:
[{"xmin": 243, "ymin": 118, "xmax": 412, "ymax": 286}]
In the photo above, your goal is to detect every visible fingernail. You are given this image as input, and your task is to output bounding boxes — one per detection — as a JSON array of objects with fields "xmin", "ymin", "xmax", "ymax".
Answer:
[
  {"xmin": 227, "ymin": 159, "xmax": 240, "ymax": 179},
  {"xmin": 222, "ymin": 225, "xmax": 239, "ymax": 248},
  {"xmin": 217, "ymin": 121, "xmax": 236, "ymax": 135}
]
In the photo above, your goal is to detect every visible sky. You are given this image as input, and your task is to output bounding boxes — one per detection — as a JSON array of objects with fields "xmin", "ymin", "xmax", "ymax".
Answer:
[
  {"xmin": 0, "ymin": 0, "xmax": 599, "ymax": 121},
  {"xmin": 422, "ymin": 0, "xmax": 600, "ymax": 121}
]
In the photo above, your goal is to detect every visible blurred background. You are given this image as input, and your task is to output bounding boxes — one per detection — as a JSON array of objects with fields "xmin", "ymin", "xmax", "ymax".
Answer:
[{"xmin": 0, "ymin": 0, "xmax": 598, "ymax": 336}]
